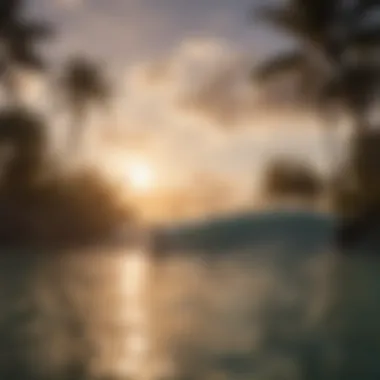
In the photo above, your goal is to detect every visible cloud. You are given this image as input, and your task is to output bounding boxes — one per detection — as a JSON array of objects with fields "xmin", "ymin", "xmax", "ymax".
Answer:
[
  {"xmin": 100, "ymin": 36, "xmax": 340, "ymax": 203},
  {"xmin": 114, "ymin": 38, "xmax": 256, "ymax": 185},
  {"xmin": 124, "ymin": 37, "xmax": 259, "ymax": 129},
  {"xmin": 24, "ymin": 35, "xmax": 339, "ymax": 202},
  {"xmin": 14, "ymin": 34, "xmax": 337, "ymax": 189}
]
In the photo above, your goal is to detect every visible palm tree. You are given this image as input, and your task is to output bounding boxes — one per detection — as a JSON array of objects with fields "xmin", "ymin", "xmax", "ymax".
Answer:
[
  {"xmin": 253, "ymin": 1, "xmax": 380, "ymax": 247},
  {"xmin": 252, "ymin": 2, "xmax": 380, "ymax": 175},
  {"xmin": 0, "ymin": 0, "xmax": 53, "ymax": 104},
  {"xmin": 252, "ymin": 0, "xmax": 380, "ymax": 133},
  {"xmin": 60, "ymin": 56, "xmax": 110, "ymax": 151},
  {"xmin": 251, "ymin": 0, "xmax": 344, "ymax": 177},
  {"xmin": 252, "ymin": 0, "xmax": 338, "ymax": 101}
]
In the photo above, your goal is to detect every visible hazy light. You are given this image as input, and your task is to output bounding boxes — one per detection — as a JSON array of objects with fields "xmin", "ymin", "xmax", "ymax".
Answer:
[{"xmin": 127, "ymin": 160, "xmax": 156, "ymax": 193}]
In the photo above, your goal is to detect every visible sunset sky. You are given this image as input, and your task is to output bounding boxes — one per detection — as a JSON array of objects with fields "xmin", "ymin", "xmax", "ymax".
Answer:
[{"xmin": 27, "ymin": 0, "xmax": 348, "ymax": 195}]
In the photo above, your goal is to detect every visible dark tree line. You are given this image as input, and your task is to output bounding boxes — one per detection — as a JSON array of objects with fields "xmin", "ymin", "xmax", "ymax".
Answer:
[{"xmin": 0, "ymin": 0, "xmax": 133, "ymax": 247}]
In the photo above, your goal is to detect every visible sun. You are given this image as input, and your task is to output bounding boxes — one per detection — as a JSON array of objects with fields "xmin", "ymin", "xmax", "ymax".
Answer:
[
  {"xmin": 102, "ymin": 150, "xmax": 157, "ymax": 195},
  {"xmin": 127, "ymin": 160, "xmax": 155, "ymax": 193}
]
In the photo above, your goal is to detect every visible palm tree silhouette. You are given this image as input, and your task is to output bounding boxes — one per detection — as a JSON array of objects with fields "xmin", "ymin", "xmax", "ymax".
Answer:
[
  {"xmin": 251, "ymin": 0, "xmax": 346, "ymax": 177},
  {"xmin": 252, "ymin": 0, "xmax": 380, "ymax": 129},
  {"xmin": 252, "ymin": 0, "xmax": 380, "ymax": 248},
  {"xmin": 252, "ymin": 0, "xmax": 339, "ymax": 103},
  {"xmin": 0, "ymin": 0, "xmax": 53, "ymax": 105},
  {"xmin": 60, "ymin": 56, "xmax": 110, "ymax": 151}
]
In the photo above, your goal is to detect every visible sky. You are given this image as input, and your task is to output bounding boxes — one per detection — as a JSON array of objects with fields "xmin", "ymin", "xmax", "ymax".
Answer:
[
  {"xmin": 26, "ymin": 0, "xmax": 347, "ymax": 197},
  {"xmin": 31, "ymin": 0, "xmax": 286, "ymax": 65}
]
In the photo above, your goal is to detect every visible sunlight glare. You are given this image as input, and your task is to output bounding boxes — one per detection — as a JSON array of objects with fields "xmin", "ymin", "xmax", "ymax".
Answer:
[{"xmin": 128, "ymin": 160, "xmax": 155, "ymax": 193}]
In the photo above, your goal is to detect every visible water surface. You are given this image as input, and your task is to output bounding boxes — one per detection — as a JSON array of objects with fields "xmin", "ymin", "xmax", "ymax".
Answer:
[{"xmin": 1, "ymin": 210, "xmax": 380, "ymax": 380}]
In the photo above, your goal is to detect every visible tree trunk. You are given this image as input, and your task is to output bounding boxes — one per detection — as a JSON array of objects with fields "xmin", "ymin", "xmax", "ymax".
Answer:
[
  {"xmin": 334, "ymin": 122, "xmax": 380, "ymax": 250},
  {"xmin": 69, "ymin": 102, "xmax": 87, "ymax": 153}
]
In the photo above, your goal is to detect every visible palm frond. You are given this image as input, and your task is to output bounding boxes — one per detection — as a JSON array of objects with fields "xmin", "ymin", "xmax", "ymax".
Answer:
[
  {"xmin": 61, "ymin": 56, "xmax": 110, "ymax": 105},
  {"xmin": 350, "ymin": 27, "xmax": 380, "ymax": 47},
  {"xmin": 0, "ymin": 0, "xmax": 22, "ymax": 25},
  {"xmin": 252, "ymin": 50, "xmax": 306, "ymax": 83},
  {"xmin": 332, "ymin": 0, "xmax": 380, "ymax": 51},
  {"xmin": 255, "ymin": 1, "xmax": 339, "ymax": 43},
  {"xmin": 254, "ymin": 5, "xmax": 306, "ymax": 37},
  {"xmin": 323, "ymin": 66, "xmax": 379, "ymax": 111},
  {"xmin": 0, "ymin": 13, "xmax": 53, "ymax": 77},
  {"xmin": 295, "ymin": 0, "xmax": 339, "ymax": 31}
]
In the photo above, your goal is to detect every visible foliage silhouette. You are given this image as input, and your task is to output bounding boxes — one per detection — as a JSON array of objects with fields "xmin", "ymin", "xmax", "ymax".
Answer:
[
  {"xmin": 60, "ymin": 56, "xmax": 110, "ymax": 150},
  {"xmin": 262, "ymin": 157, "xmax": 323, "ymax": 203},
  {"xmin": 252, "ymin": 0, "xmax": 340, "ymax": 107},
  {"xmin": 252, "ymin": 0, "xmax": 380, "ymax": 125},
  {"xmin": 0, "ymin": 164, "xmax": 135, "ymax": 247},
  {"xmin": 0, "ymin": 2, "xmax": 132, "ymax": 380},
  {"xmin": 0, "ymin": 108, "xmax": 47, "ymax": 190},
  {"xmin": 0, "ymin": 1, "xmax": 133, "ymax": 249},
  {"xmin": 0, "ymin": 0, "xmax": 53, "ymax": 103},
  {"xmin": 331, "ymin": 129, "xmax": 380, "ymax": 248},
  {"xmin": 321, "ymin": 65, "xmax": 380, "ymax": 130},
  {"xmin": 253, "ymin": 0, "xmax": 380, "ymax": 247}
]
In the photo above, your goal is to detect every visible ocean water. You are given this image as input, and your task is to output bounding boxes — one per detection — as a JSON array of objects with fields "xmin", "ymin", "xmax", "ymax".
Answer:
[{"xmin": 1, "ymin": 210, "xmax": 380, "ymax": 380}]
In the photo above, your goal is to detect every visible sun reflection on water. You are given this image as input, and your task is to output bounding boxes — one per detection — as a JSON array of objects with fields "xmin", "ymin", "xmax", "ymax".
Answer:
[{"xmin": 116, "ymin": 248, "xmax": 151, "ymax": 379}]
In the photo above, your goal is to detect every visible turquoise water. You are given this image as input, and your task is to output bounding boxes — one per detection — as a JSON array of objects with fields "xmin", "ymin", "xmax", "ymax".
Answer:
[{"xmin": 1, "ymin": 210, "xmax": 380, "ymax": 379}]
